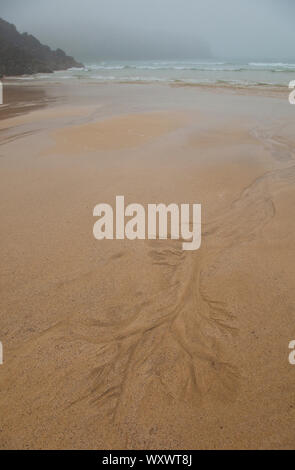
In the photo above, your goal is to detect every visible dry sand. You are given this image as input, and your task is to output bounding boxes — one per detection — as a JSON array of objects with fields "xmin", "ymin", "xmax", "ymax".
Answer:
[{"xmin": 0, "ymin": 81, "xmax": 295, "ymax": 449}]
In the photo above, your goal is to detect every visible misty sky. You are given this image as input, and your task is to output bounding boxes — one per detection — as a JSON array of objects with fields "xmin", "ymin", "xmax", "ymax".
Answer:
[{"xmin": 1, "ymin": 0, "xmax": 294, "ymax": 61}]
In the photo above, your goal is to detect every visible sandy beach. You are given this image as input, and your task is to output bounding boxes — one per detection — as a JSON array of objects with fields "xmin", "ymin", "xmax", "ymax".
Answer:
[{"xmin": 0, "ymin": 80, "xmax": 295, "ymax": 449}]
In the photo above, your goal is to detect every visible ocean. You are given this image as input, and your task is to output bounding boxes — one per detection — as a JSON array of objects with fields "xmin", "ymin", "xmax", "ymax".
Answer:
[{"xmin": 20, "ymin": 59, "xmax": 295, "ymax": 88}]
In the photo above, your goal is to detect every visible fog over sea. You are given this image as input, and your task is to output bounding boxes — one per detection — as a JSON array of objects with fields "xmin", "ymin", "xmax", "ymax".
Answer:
[{"xmin": 16, "ymin": 60, "xmax": 295, "ymax": 87}]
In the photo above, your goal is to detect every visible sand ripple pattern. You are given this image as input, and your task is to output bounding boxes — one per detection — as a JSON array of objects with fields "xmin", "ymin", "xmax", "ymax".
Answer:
[{"xmin": 68, "ymin": 125, "xmax": 295, "ymax": 426}]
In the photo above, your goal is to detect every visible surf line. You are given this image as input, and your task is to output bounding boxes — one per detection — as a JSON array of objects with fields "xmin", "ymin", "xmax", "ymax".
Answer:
[{"xmin": 93, "ymin": 196, "xmax": 201, "ymax": 251}]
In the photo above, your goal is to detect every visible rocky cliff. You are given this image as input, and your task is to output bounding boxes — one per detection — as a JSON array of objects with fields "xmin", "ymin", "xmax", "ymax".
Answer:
[{"xmin": 0, "ymin": 18, "xmax": 83, "ymax": 76}]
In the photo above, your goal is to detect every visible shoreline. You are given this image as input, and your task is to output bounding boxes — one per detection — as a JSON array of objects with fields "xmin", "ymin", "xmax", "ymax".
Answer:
[{"xmin": 0, "ymin": 78, "xmax": 289, "ymax": 125}]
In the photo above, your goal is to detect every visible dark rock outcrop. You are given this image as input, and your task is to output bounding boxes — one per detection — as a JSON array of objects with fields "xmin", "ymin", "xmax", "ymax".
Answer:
[{"xmin": 0, "ymin": 17, "xmax": 83, "ymax": 76}]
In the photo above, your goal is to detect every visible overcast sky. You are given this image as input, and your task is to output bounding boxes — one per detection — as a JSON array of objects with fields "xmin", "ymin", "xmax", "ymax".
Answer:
[{"xmin": 1, "ymin": 0, "xmax": 294, "ymax": 61}]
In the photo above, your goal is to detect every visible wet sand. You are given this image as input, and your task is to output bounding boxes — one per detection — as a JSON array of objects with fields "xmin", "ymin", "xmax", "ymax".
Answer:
[{"xmin": 0, "ymin": 81, "xmax": 295, "ymax": 449}]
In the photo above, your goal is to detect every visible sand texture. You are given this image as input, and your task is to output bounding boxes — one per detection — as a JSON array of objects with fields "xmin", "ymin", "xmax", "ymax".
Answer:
[{"xmin": 0, "ymin": 82, "xmax": 295, "ymax": 449}]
